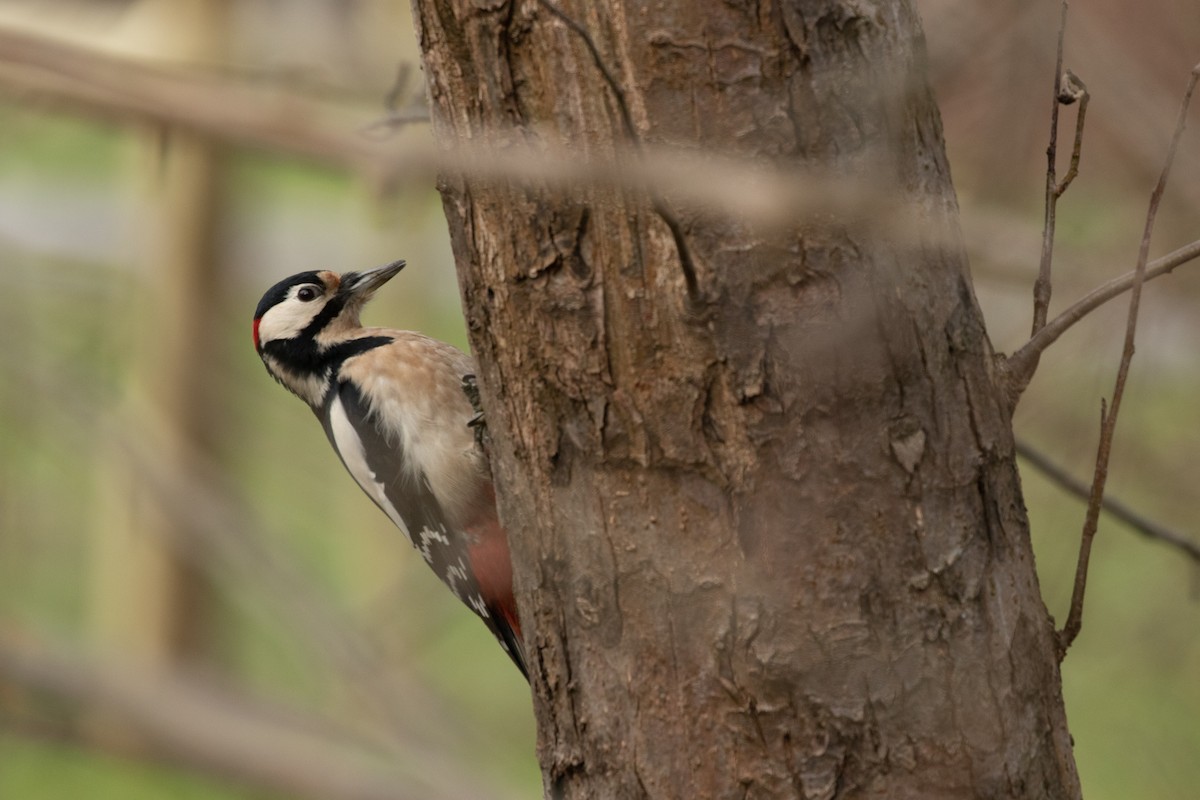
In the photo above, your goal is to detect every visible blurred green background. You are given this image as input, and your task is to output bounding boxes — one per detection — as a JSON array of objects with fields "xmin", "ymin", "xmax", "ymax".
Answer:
[{"xmin": 0, "ymin": 1, "xmax": 1197, "ymax": 799}]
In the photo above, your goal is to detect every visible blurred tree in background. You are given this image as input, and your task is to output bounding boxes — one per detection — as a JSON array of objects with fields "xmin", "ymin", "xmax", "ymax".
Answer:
[{"xmin": 0, "ymin": 1, "xmax": 1197, "ymax": 799}]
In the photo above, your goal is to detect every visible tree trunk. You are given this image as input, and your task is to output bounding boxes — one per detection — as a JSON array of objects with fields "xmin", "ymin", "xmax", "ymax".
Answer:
[{"xmin": 411, "ymin": 1, "xmax": 1081, "ymax": 798}]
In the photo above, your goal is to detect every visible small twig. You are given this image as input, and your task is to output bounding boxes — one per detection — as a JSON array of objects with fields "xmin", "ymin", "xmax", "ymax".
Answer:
[
  {"xmin": 1032, "ymin": 0, "xmax": 1071, "ymax": 337},
  {"xmin": 359, "ymin": 107, "xmax": 431, "ymax": 138},
  {"xmin": 1016, "ymin": 439, "xmax": 1200, "ymax": 562},
  {"xmin": 384, "ymin": 62, "xmax": 413, "ymax": 116},
  {"xmin": 360, "ymin": 63, "xmax": 431, "ymax": 138},
  {"xmin": 1006, "ymin": 237, "xmax": 1200, "ymax": 394},
  {"xmin": 1056, "ymin": 64, "xmax": 1200, "ymax": 659},
  {"xmin": 1054, "ymin": 69, "xmax": 1089, "ymax": 197}
]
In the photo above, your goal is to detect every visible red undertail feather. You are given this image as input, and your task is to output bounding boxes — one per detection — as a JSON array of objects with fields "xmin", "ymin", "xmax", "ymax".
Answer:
[{"xmin": 463, "ymin": 492, "xmax": 525, "ymax": 675}]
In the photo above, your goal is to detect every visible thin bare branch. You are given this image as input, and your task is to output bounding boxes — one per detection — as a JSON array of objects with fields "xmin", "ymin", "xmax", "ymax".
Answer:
[
  {"xmin": 1032, "ymin": 0, "xmax": 1071, "ymax": 337},
  {"xmin": 1006, "ymin": 237, "xmax": 1200, "ymax": 393},
  {"xmin": 1056, "ymin": 64, "xmax": 1200, "ymax": 659},
  {"xmin": 1015, "ymin": 439, "xmax": 1200, "ymax": 563},
  {"xmin": 1021, "ymin": 8, "xmax": 1093, "ymax": 396}
]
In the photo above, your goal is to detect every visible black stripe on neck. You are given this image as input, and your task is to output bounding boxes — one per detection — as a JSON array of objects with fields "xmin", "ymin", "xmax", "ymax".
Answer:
[
  {"xmin": 325, "ymin": 336, "xmax": 394, "ymax": 369},
  {"xmin": 263, "ymin": 334, "xmax": 393, "ymax": 383}
]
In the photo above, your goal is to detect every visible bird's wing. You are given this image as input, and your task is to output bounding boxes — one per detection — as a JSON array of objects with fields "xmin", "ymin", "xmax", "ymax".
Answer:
[{"xmin": 321, "ymin": 378, "xmax": 527, "ymax": 677}]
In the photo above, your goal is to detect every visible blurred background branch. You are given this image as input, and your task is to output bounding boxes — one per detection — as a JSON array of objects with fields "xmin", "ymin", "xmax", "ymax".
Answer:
[
  {"xmin": 0, "ymin": 23, "xmax": 428, "ymax": 180},
  {"xmin": 0, "ymin": 628, "xmax": 497, "ymax": 800}
]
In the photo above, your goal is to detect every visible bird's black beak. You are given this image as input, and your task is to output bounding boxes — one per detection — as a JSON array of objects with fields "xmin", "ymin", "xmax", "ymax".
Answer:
[{"xmin": 340, "ymin": 259, "xmax": 406, "ymax": 298}]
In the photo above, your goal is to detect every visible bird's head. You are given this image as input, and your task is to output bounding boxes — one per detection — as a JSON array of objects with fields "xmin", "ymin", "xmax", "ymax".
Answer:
[
  {"xmin": 252, "ymin": 259, "xmax": 405, "ymax": 403},
  {"xmin": 252, "ymin": 260, "xmax": 405, "ymax": 354}
]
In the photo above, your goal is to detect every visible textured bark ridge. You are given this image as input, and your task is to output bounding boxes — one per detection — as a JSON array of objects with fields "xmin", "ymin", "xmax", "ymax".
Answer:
[{"xmin": 412, "ymin": 1, "xmax": 1081, "ymax": 798}]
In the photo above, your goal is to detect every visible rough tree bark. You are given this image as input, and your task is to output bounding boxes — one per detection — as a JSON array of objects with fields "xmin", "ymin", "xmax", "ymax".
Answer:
[{"xmin": 411, "ymin": 1, "xmax": 1081, "ymax": 798}]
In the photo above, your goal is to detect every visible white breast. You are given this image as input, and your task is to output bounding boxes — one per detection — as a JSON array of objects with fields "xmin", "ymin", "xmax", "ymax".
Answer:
[{"xmin": 327, "ymin": 392, "xmax": 412, "ymax": 543}]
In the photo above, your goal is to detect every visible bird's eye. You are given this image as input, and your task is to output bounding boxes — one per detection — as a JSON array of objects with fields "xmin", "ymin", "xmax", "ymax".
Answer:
[{"xmin": 297, "ymin": 286, "xmax": 319, "ymax": 302}]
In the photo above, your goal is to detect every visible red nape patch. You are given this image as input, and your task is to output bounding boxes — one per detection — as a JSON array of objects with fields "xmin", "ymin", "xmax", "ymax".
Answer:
[{"xmin": 252, "ymin": 317, "xmax": 261, "ymax": 351}]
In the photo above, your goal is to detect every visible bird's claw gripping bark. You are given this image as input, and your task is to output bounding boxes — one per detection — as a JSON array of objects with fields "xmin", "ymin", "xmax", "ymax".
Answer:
[{"xmin": 462, "ymin": 373, "xmax": 489, "ymax": 451}]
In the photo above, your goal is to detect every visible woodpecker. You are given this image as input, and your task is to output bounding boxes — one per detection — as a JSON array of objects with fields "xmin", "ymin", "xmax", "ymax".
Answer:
[{"xmin": 252, "ymin": 260, "xmax": 526, "ymax": 678}]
